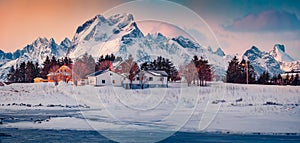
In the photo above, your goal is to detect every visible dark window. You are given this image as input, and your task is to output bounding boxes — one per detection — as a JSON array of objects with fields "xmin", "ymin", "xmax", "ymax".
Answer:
[
  {"xmin": 149, "ymin": 77, "xmax": 153, "ymax": 81},
  {"xmin": 137, "ymin": 77, "xmax": 140, "ymax": 80},
  {"xmin": 102, "ymin": 80, "xmax": 105, "ymax": 84},
  {"xmin": 110, "ymin": 73, "xmax": 113, "ymax": 76}
]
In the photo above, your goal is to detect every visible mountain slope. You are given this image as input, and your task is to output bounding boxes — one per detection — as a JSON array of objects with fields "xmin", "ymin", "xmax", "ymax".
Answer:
[
  {"xmin": 0, "ymin": 37, "xmax": 70, "ymax": 80},
  {"xmin": 269, "ymin": 44, "xmax": 294, "ymax": 62},
  {"xmin": 243, "ymin": 46, "xmax": 283, "ymax": 77},
  {"xmin": 68, "ymin": 14, "xmax": 228, "ymax": 79}
]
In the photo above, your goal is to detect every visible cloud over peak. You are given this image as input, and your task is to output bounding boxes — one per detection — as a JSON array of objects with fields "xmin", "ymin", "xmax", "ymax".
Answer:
[{"xmin": 224, "ymin": 10, "xmax": 300, "ymax": 32}]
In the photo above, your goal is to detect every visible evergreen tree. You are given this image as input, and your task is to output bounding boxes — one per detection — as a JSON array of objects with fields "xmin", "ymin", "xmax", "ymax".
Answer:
[
  {"xmin": 41, "ymin": 56, "xmax": 51, "ymax": 79},
  {"xmin": 140, "ymin": 62, "xmax": 149, "ymax": 71},
  {"xmin": 196, "ymin": 56, "xmax": 212, "ymax": 86},
  {"xmin": 277, "ymin": 74, "xmax": 283, "ymax": 85},
  {"xmin": 50, "ymin": 56, "xmax": 58, "ymax": 68},
  {"xmin": 25, "ymin": 61, "xmax": 35, "ymax": 82},
  {"xmin": 19, "ymin": 62, "xmax": 26, "ymax": 82},
  {"xmin": 33, "ymin": 62, "xmax": 40, "ymax": 78},
  {"xmin": 247, "ymin": 61, "xmax": 256, "ymax": 84},
  {"xmin": 284, "ymin": 74, "xmax": 290, "ymax": 85},
  {"xmin": 290, "ymin": 74, "xmax": 294, "ymax": 85},
  {"xmin": 226, "ymin": 56, "xmax": 256, "ymax": 84},
  {"xmin": 226, "ymin": 56, "xmax": 240, "ymax": 83},
  {"xmin": 140, "ymin": 56, "xmax": 179, "ymax": 81},
  {"xmin": 14, "ymin": 64, "xmax": 20, "ymax": 83},
  {"xmin": 258, "ymin": 71, "xmax": 270, "ymax": 84},
  {"xmin": 292, "ymin": 74, "xmax": 299, "ymax": 85},
  {"xmin": 96, "ymin": 54, "xmax": 115, "ymax": 71},
  {"xmin": 7, "ymin": 66, "xmax": 16, "ymax": 82}
]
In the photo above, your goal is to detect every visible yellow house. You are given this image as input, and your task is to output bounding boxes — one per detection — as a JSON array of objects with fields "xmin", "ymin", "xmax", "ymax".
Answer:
[
  {"xmin": 34, "ymin": 77, "xmax": 47, "ymax": 83},
  {"xmin": 47, "ymin": 65, "xmax": 72, "ymax": 82}
]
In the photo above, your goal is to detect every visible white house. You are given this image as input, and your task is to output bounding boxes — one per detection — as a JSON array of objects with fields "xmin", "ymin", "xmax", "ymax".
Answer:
[
  {"xmin": 87, "ymin": 70, "xmax": 125, "ymax": 86},
  {"xmin": 123, "ymin": 70, "xmax": 168, "ymax": 89}
]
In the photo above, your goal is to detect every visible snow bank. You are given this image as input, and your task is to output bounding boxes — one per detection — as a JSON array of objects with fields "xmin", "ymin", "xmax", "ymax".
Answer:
[{"xmin": 1, "ymin": 82, "xmax": 299, "ymax": 134}]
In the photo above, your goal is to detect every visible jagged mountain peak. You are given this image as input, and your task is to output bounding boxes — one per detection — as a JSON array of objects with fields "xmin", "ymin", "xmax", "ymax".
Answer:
[
  {"xmin": 274, "ymin": 44, "xmax": 285, "ymax": 52},
  {"xmin": 33, "ymin": 37, "xmax": 49, "ymax": 46},
  {"xmin": 214, "ymin": 47, "xmax": 225, "ymax": 57},
  {"xmin": 60, "ymin": 38, "xmax": 72, "ymax": 47},
  {"xmin": 243, "ymin": 46, "xmax": 283, "ymax": 77},
  {"xmin": 72, "ymin": 13, "xmax": 141, "ymax": 45},
  {"xmin": 270, "ymin": 44, "xmax": 294, "ymax": 62},
  {"xmin": 171, "ymin": 35, "xmax": 201, "ymax": 50}
]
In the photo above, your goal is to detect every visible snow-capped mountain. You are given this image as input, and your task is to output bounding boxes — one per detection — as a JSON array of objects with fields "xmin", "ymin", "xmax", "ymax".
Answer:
[
  {"xmin": 280, "ymin": 60, "xmax": 300, "ymax": 72},
  {"xmin": 268, "ymin": 44, "xmax": 300, "ymax": 72},
  {"xmin": 2, "ymin": 13, "xmax": 299, "ymax": 82},
  {"xmin": 69, "ymin": 14, "xmax": 143, "ymax": 58},
  {"xmin": 269, "ymin": 44, "xmax": 294, "ymax": 62},
  {"xmin": 0, "ymin": 13, "xmax": 232, "ymax": 81},
  {"xmin": 243, "ymin": 46, "xmax": 283, "ymax": 77},
  {"xmin": 0, "ymin": 37, "xmax": 70, "ymax": 80},
  {"xmin": 214, "ymin": 47, "xmax": 225, "ymax": 57},
  {"xmin": 68, "ymin": 13, "xmax": 228, "ymax": 80}
]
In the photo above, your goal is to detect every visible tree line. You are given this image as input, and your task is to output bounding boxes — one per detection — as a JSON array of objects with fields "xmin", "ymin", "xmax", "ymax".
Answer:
[
  {"xmin": 140, "ymin": 56, "xmax": 179, "ymax": 81},
  {"xmin": 7, "ymin": 56, "xmax": 72, "ymax": 83},
  {"xmin": 179, "ymin": 55, "xmax": 213, "ymax": 86},
  {"xmin": 71, "ymin": 53, "xmax": 180, "ymax": 88},
  {"xmin": 226, "ymin": 56, "xmax": 300, "ymax": 86}
]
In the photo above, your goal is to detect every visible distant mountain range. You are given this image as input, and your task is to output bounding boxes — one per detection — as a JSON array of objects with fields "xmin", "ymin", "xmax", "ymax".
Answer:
[{"xmin": 0, "ymin": 13, "xmax": 299, "ymax": 81}]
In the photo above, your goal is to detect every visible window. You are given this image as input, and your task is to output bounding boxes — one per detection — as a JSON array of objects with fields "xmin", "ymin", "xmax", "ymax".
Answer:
[
  {"xmin": 149, "ymin": 77, "xmax": 153, "ymax": 81},
  {"xmin": 160, "ymin": 77, "xmax": 164, "ymax": 81},
  {"xmin": 102, "ymin": 80, "xmax": 105, "ymax": 84},
  {"xmin": 110, "ymin": 73, "xmax": 113, "ymax": 76},
  {"xmin": 137, "ymin": 77, "xmax": 140, "ymax": 80}
]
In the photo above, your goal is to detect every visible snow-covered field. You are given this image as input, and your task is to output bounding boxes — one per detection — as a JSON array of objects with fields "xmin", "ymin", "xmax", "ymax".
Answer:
[{"xmin": 0, "ymin": 82, "xmax": 299, "ymax": 136}]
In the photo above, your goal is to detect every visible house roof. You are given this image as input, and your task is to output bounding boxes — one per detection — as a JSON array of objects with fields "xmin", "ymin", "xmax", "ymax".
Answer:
[
  {"xmin": 47, "ymin": 72, "xmax": 57, "ymax": 76},
  {"xmin": 144, "ymin": 70, "xmax": 168, "ymax": 77},
  {"xmin": 59, "ymin": 65, "xmax": 71, "ymax": 70},
  {"xmin": 86, "ymin": 69, "xmax": 126, "ymax": 77},
  {"xmin": 87, "ymin": 69, "xmax": 108, "ymax": 77}
]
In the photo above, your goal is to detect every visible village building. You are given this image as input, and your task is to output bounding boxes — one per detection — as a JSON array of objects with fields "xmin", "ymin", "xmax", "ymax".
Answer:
[
  {"xmin": 123, "ymin": 70, "xmax": 168, "ymax": 89},
  {"xmin": 87, "ymin": 69, "xmax": 125, "ymax": 86},
  {"xmin": 280, "ymin": 69, "xmax": 300, "ymax": 79},
  {"xmin": 47, "ymin": 65, "xmax": 72, "ymax": 82},
  {"xmin": 33, "ymin": 77, "xmax": 47, "ymax": 83}
]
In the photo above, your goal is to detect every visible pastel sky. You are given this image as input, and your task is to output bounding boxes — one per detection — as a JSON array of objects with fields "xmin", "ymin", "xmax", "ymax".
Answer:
[{"xmin": 0, "ymin": 0, "xmax": 299, "ymax": 60}]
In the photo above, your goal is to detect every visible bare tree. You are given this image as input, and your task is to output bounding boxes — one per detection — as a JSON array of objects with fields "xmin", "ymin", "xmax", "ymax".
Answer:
[{"xmin": 180, "ymin": 62, "xmax": 198, "ymax": 86}]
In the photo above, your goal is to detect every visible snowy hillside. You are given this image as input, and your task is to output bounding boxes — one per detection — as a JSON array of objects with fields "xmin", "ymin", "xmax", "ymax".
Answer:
[
  {"xmin": 1, "ymin": 83, "xmax": 299, "ymax": 136},
  {"xmin": 281, "ymin": 60, "xmax": 300, "ymax": 72},
  {"xmin": 243, "ymin": 46, "xmax": 283, "ymax": 77},
  {"xmin": 0, "ymin": 37, "xmax": 71, "ymax": 80}
]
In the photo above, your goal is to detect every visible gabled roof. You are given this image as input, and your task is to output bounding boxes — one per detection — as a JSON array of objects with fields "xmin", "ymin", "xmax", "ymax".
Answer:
[
  {"xmin": 47, "ymin": 72, "xmax": 57, "ymax": 76},
  {"xmin": 87, "ymin": 69, "xmax": 126, "ymax": 77},
  {"xmin": 87, "ymin": 69, "xmax": 108, "ymax": 77},
  {"xmin": 143, "ymin": 70, "xmax": 168, "ymax": 77}
]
